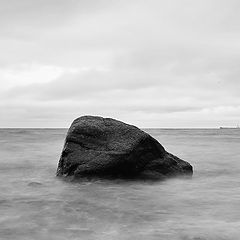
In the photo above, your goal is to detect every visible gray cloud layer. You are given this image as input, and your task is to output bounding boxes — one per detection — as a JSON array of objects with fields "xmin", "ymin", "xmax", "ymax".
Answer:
[{"xmin": 0, "ymin": 0, "xmax": 240, "ymax": 127}]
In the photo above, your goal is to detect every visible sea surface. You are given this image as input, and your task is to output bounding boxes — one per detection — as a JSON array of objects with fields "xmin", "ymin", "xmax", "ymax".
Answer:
[{"xmin": 0, "ymin": 128, "xmax": 240, "ymax": 240}]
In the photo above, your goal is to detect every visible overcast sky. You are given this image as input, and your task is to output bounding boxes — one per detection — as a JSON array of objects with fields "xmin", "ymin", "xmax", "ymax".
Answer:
[{"xmin": 1, "ymin": 0, "xmax": 240, "ymax": 127}]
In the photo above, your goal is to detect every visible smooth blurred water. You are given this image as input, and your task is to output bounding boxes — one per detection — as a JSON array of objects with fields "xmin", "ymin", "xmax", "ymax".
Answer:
[{"xmin": 0, "ymin": 128, "xmax": 240, "ymax": 240}]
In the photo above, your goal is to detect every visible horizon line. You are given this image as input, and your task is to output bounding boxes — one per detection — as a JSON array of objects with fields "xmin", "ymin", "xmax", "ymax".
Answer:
[{"xmin": 0, "ymin": 127, "xmax": 222, "ymax": 129}]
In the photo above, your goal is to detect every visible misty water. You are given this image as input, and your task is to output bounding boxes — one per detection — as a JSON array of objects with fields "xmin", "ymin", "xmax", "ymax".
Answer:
[{"xmin": 0, "ymin": 128, "xmax": 240, "ymax": 240}]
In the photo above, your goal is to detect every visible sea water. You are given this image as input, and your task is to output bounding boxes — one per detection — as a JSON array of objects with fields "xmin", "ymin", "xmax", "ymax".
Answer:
[{"xmin": 0, "ymin": 128, "xmax": 240, "ymax": 240}]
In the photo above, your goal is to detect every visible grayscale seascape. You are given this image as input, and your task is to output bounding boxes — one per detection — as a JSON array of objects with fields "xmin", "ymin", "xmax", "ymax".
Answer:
[
  {"xmin": 1, "ymin": 128, "xmax": 240, "ymax": 240},
  {"xmin": 1, "ymin": 0, "xmax": 239, "ymax": 239}
]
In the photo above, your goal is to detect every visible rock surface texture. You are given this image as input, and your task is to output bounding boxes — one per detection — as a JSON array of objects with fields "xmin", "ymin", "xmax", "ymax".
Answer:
[{"xmin": 57, "ymin": 116, "xmax": 193, "ymax": 180}]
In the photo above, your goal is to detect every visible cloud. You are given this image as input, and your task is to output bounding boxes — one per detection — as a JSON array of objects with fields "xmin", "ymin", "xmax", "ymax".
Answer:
[{"xmin": 0, "ymin": 0, "xmax": 240, "ymax": 127}]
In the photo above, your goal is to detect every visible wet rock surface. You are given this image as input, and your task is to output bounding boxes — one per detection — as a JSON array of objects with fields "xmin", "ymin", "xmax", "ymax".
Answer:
[{"xmin": 57, "ymin": 116, "xmax": 193, "ymax": 180}]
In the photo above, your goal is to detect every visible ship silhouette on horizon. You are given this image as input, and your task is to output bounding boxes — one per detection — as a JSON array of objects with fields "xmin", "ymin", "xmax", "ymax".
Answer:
[{"xmin": 220, "ymin": 124, "xmax": 240, "ymax": 129}]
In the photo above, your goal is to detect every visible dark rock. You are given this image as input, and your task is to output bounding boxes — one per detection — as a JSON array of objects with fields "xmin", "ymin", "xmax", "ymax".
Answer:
[{"xmin": 57, "ymin": 116, "xmax": 193, "ymax": 180}]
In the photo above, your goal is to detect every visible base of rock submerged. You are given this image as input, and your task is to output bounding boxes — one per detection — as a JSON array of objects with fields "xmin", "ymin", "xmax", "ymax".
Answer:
[{"xmin": 57, "ymin": 116, "xmax": 193, "ymax": 180}]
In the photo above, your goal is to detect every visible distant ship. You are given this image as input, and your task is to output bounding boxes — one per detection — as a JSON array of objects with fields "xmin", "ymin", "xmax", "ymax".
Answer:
[{"xmin": 219, "ymin": 124, "xmax": 240, "ymax": 129}]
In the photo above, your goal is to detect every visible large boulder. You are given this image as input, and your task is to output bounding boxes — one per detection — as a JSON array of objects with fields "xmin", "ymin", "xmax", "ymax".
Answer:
[{"xmin": 57, "ymin": 116, "xmax": 193, "ymax": 180}]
